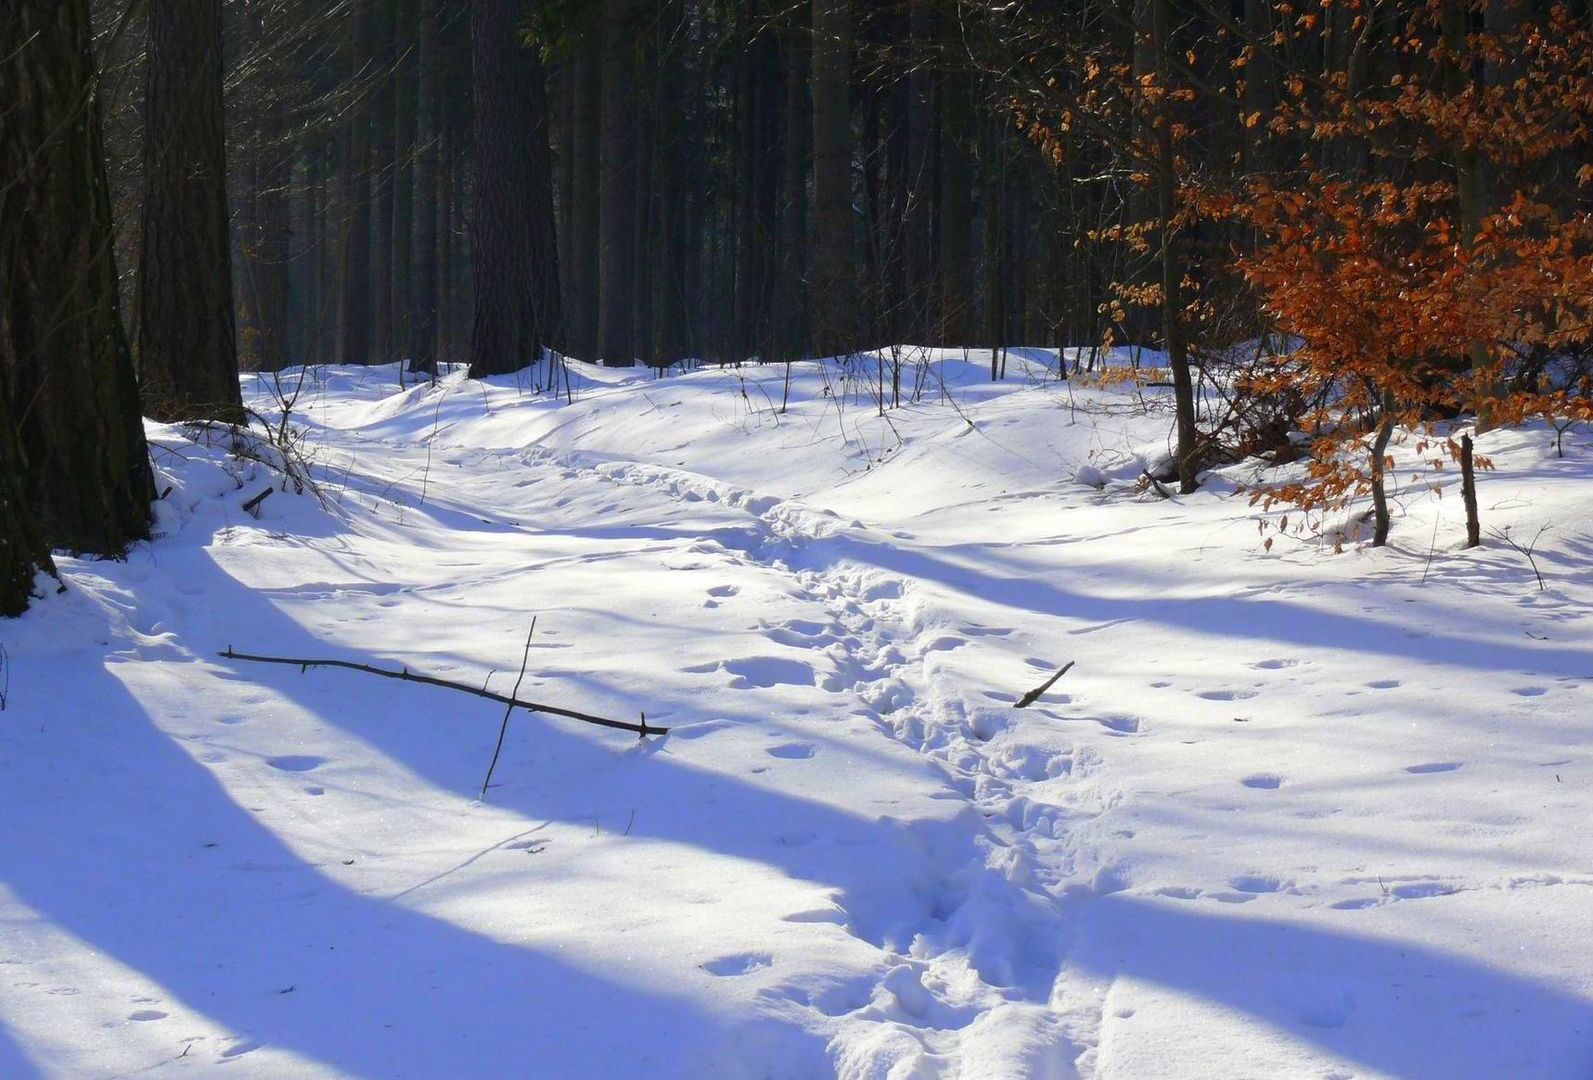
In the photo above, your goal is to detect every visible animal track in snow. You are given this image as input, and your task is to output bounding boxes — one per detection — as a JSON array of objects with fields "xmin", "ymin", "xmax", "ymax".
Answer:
[
  {"xmin": 127, "ymin": 1010, "xmax": 168, "ymax": 1022},
  {"xmin": 1253, "ymin": 658, "xmax": 1299, "ymax": 670},
  {"xmin": 1406, "ymin": 762, "xmax": 1462, "ymax": 774},
  {"xmin": 1197, "ymin": 688, "xmax": 1257, "ymax": 701},
  {"xmin": 1230, "ymin": 874, "xmax": 1289, "ymax": 894},
  {"xmin": 766, "ymin": 741, "xmax": 817, "ymax": 760},
  {"xmin": 1241, "ymin": 774, "xmax": 1284, "ymax": 789},
  {"xmin": 1365, "ymin": 679, "xmax": 1401, "ymax": 690},
  {"xmin": 1513, "ymin": 686, "xmax": 1548, "ymax": 697},
  {"xmin": 721, "ymin": 657, "xmax": 816, "ymax": 688},
  {"xmin": 702, "ymin": 952, "xmax": 773, "ymax": 976},
  {"xmin": 265, "ymin": 755, "xmax": 325, "ymax": 773}
]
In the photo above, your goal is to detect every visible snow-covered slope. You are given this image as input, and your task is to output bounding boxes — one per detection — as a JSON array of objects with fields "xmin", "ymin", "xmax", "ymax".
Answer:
[{"xmin": 2, "ymin": 352, "xmax": 1589, "ymax": 1078}]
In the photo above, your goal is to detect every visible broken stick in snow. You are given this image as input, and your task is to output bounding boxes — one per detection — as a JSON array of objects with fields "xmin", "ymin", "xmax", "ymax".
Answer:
[
  {"xmin": 218, "ymin": 646, "xmax": 667, "ymax": 737},
  {"xmin": 1015, "ymin": 660, "xmax": 1076, "ymax": 709},
  {"xmin": 241, "ymin": 487, "xmax": 273, "ymax": 516}
]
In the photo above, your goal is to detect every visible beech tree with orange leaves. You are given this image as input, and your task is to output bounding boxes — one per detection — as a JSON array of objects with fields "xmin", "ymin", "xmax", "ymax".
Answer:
[{"xmin": 1223, "ymin": 0, "xmax": 1593, "ymax": 547}]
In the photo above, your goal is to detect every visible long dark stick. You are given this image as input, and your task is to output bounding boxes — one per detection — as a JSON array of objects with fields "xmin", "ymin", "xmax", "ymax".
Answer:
[
  {"xmin": 218, "ymin": 645, "xmax": 668, "ymax": 737},
  {"xmin": 1015, "ymin": 660, "xmax": 1076, "ymax": 709},
  {"xmin": 481, "ymin": 619, "xmax": 536, "ymax": 798}
]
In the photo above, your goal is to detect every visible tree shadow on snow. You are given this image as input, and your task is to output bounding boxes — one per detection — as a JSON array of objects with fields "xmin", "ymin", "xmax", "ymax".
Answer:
[
  {"xmin": 1071, "ymin": 894, "xmax": 1593, "ymax": 1077},
  {"xmin": 0, "ymin": 650, "xmax": 720, "ymax": 1077}
]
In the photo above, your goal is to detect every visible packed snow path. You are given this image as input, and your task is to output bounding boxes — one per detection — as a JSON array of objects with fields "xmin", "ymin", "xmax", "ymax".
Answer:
[{"xmin": 3, "ymin": 355, "xmax": 1591, "ymax": 1078}]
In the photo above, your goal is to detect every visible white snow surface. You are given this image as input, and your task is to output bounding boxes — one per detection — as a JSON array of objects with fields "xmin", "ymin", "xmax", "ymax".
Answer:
[{"xmin": 2, "ymin": 350, "xmax": 1591, "ymax": 1078}]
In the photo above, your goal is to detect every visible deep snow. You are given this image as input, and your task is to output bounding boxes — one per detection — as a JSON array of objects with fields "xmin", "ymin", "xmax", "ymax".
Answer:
[{"xmin": 2, "ymin": 351, "xmax": 1590, "ymax": 1078}]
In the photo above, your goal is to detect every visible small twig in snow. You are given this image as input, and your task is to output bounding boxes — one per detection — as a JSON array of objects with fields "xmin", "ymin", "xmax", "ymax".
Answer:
[{"xmin": 481, "ymin": 619, "xmax": 537, "ymax": 798}]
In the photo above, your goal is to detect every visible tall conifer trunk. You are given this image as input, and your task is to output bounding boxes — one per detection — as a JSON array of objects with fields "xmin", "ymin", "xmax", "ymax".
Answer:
[
  {"xmin": 468, "ymin": 0, "xmax": 559, "ymax": 377},
  {"xmin": 138, "ymin": 0, "xmax": 245, "ymax": 419},
  {"xmin": 811, "ymin": 0, "xmax": 854, "ymax": 355},
  {"xmin": 0, "ymin": 0, "xmax": 155, "ymax": 555}
]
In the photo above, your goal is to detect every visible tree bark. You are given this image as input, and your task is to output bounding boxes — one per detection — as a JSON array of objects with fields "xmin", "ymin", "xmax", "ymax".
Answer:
[
  {"xmin": 811, "ymin": 0, "xmax": 854, "ymax": 355},
  {"xmin": 409, "ymin": 0, "xmax": 442, "ymax": 374},
  {"xmin": 138, "ymin": 0, "xmax": 245, "ymax": 419},
  {"xmin": 597, "ymin": 0, "xmax": 638, "ymax": 366},
  {"xmin": 568, "ymin": 26, "xmax": 602, "ymax": 360},
  {"xmin": 337, "ymin": 0, "xmax": 375, "ymax": 365},
  {"xmin": 0, "ymin": 384, "xmax": 55, "ymax": 617},
  {"xmin": 468, "ymin": 0, "xmax": 559, "ymax": 377},
  {"xmin": 0, "ymin": 0, "xmax": 155, "ymax": 555},
  {"xmin": 1152, "ymin": 0, "xmax": 1199, "ymax": 493},
  {"xmin": 391, "ymin": 0, "xmax": 418, "ymax": 369}
]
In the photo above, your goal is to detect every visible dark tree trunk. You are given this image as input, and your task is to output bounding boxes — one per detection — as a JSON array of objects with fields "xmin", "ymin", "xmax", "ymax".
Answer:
[
  {"xmin": 811, "ymin": 0, "xmax": 854, "ymax": 354},
  {"xmin": 409, "ymin": 0, "xmax": 442, "ymax": 374},
  {"xmin": 371, "ymin": 3, "xmax": 397, "ymax": 365},
  {"xmin": 468, "ymin": 0, "xmax": 559, "ymax": 377},
  {"xmin": 568, "ymin": 30, "xmax": 601, "ymax": 359},
  {"xmin": 597, "ymin": 0, "xmax": 637, "ymax": 366},
  {"xmin": 937, "ymin": 65, "xmax": 973, "ymax": 346},
  {"xmin": 0, "ymin": 0, "xmax": 155, "ymax": 555},
  {"xmin": 138, "ymin": 0, "xmax": 244, "ymax": 419},
  {"xmin": 391, "ymin": 0, "xmax": 418, "ymax": 369},
  {"xmin": 902, "ymin": 0, "xmax": 934, "ymax": 344},
  {"xmin": 337, "ymin": 0, "xmax": 374, "ymax": 365},
  {"xmin": 0, "ymin": 387, "xmax": 55, "ymax": 617},
  {"xmin": 778, "ymin": 20, "xmax": 810, "ymax": 361}
]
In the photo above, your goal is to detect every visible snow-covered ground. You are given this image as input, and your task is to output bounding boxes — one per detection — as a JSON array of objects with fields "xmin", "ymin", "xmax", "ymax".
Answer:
[{"xmin": 2, "ymin": 351, "xmax": 1590, "ymax": 1078}]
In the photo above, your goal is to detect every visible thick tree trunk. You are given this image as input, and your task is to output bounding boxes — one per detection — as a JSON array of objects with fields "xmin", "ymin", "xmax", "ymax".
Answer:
[
  {"xmin": 371, "ymin": 3, "xmax": 397, "ymax": 365},
  {"xmin": 139, "ymin": 0, "xmax": 244, "ymax": 417},
  {"xmin": 391, "ymin": 0, "xmax": 418, "ymax": 369},
  {"xmin": 903, "ymin": 0, "xmax": 934, "ymax": 345},
  {"xmin": 778, "ymin": 21, "xmax": 810, "ymax": 362},
  {"xmin": 811, "ymin": 0, "xmax": 854, "ymax": 355},
  {"xmin": 337, "ymin": 0, "xmax": 374, "ymax": 365},
  {"xmin": 0, "ymin": 387, "xmax": 55, "ymax": 617},
  {"xmin": 468, "ymin": 0, "xmax": 559, "ymax": 377},
  {"xmin": 597, "ymin": 0, "xmax": 637, "ymax": 366},
  {"xmin": 409, "ymin": 0, "xmax": 441, "ymax": 375},
  {"xmin": 937, "ymin": 66, "xmax": 973, "ymax": 346},
  {"xmin": 0, "ymin": 0, "xmax": 155, "ymax": 555},
  {"xmin": 568, "ymin": 29, "xmax": 602, "ymax": 360}
]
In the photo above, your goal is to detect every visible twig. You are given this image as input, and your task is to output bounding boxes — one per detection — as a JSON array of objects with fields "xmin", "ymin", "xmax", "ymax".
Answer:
[
  {"xmin": 218, "ymin": 646, "xmax": 667, "ymax": 737},
  {"xmin": 241, "ymin": 487, "xmax": 273, "ymax": 516},
  {"xmin": 1016, "ymin": 660, "xmax": 1076, "ymax": 709},
  {"xmin": 1488, "ymin": 524, "xmax": 1551, "ymax": 592},
  {"xmin": 481, "ymin": 620, "xmax": 537, "ymax": 798}
]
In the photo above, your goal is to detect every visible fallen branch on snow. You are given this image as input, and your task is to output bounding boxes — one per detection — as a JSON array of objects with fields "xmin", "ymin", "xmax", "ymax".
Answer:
[
  {"xmin": 217, "ymin": 646, "xmax": 667, "ymax": 738},
  {"xmin": 1015, "ymin": 660, "xmax": 1076, "ymax": 709}
]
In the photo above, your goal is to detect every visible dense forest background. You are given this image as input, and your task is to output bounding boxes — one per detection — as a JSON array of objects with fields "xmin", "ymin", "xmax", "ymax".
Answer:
[{"xmin": 3, "ymin": 0, "xmax": 1591, "ymax": 616}]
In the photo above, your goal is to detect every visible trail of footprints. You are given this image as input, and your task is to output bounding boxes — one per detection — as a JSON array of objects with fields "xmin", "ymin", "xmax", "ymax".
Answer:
[{"xmin": 561, "ymin": 449, "xmax": 1108, "ymax": 1065}]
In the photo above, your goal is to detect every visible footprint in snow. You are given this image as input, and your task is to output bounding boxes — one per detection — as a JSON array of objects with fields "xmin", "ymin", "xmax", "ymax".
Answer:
[
  {"xmin": 706, "ymin": 584, "xmax": 740, "ymax": 598},
  {"xmin": 127, "ymin": 1010, "xmax": 168, "ymax": 1022},
  {"xmin": 722, "ymin": 657, "xmax": 815, "ymax": 688},
  {"xmin": 1405, "ymin": 762, "xmax": 1462, "ymax": 774},
  {"xmin": 1096, "ymin": 715, "xmax": 1142, "ymax": 735},
  {"xmin": 1253, "ymin": 658, "xmax": 1300, "ymax": 670},
  {"xmin": 1513, "ymin": 686, "xmax": 1547, "ymax": 697},
  {"xmin": 1230, "ymin": 874, "xmax": 1289, "ymax": 894},
  {"xmin": 1197, "ymin": 689, "xmax": 1257, "ymax": 701},
  {"xmin": 766, "ymin": 741, "xmax": 817, "ymax": 760},
  {"xmin": 265, "ymin": 755, "xmax": 326, "ymax": 773},
  {"xmin": 1365, "ymin": 679, "xmax": 1401, "ymax": 690},
  {"xmin": 701, "ymin": 952, "xmax": 773, "ymax": 977},
  {"xmin": 1241, "ymin": 774, "xmax": 1284, "ymax": 789}
]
